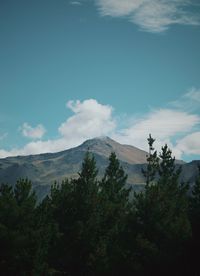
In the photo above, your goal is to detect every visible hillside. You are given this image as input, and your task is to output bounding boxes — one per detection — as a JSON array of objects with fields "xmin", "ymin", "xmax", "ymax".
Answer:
[{"xmin": 0, "ymin": 137, "xmax": 199, "ymax": 200}]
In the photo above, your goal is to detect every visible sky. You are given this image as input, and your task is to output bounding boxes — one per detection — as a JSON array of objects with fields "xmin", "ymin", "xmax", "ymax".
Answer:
[{"xmin": 0, "ymin": 0, "xmax": 200, "ymax": 161}]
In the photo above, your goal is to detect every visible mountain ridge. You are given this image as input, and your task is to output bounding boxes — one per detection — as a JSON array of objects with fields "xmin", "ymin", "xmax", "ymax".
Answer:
[
  {"xmin": 0, "ymin": 136, "xmax": 148, "ymax": 164},
  {"xmin": 0, "ymin": 137, "xmax": 199, "ymax": 200}
]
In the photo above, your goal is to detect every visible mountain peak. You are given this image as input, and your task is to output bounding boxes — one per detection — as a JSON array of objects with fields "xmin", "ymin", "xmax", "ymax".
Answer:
[{"xmin": 79, "ymin": 136, "xmax": 148, "ymax": 165}]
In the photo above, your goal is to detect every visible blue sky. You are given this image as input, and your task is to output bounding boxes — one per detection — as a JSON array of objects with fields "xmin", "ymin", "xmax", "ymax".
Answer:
[{"xmin": 0, "ymin": 0, "xmax": 200, "ymax": 161}]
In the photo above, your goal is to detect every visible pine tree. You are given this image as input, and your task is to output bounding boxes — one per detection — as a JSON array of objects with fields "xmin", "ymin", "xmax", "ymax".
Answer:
[
  {"xmin": 48, "ymin": 152, "xmax": 100, "ymax": 275},
  {"xmin": 190, "ymin": 165, "xmax": 200, "ymax": 226},
  {"xmin": 100, "ymin": 152, "xmax": 128, "ymax": 202},
  {"xmin": 157, "ymin": 145, "xmax": 190, "ymax": 247},
  {"xmin": 142, "ymin": 134, "xmax": 159, "ymax": 186},
  {"xmin": 0, "ymin": 183, "xmax": 17, "ymax": 274},
  {"xmin": 74, "ymin": 151, "xmax": 99, "ymax": 216},
  {"xmin": 187, "ymin": 165, "xmax": 200, "ymax": 275},
  {"xmin": 0, "ymin": 179, "xmax": 38, "ymax": 275},
  {"xmin": 97, "ymin": 152, "xmax": 131, "ymax": 274},
  {"xmin": 34, "ymin": 192, "xmax": 60, "ymax": 275},
  {"xmin": 134, "ymin": 136, "xmax": 191, "ymax": 274}
]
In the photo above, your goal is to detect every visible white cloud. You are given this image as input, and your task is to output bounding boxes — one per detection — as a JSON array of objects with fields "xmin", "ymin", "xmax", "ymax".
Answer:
[
  {"xmin": 0, "ymin": 99, "xmax": 116, "ymax": 158},
  {"xmin": 170, "ymin": 87, "xmax": 200, "ymax": 111},
  {"xmin": 0, "ymin": 98, "xmax": 200, "ymax": 160},
  {"xmin": 95, "ymin": 0, "xmax": 200, "ymax": 32},
  {"xmin": 176, "ymin": 132, "xmax": 200, "ymax": 156},
  {"xmin": 59, "ymin": 99, "xmax": 115, "ymax": 140},
  {"xmin": 185, "ymin": 87, "xmax": 200, "ymax": 103},
  {"xmin": 112, "ymin": 109, "xmax": 200, "ymax": 150},
  {"xmin": 70, "ymin": 1, "xmax": 82, "ymax": 5},
  {"xmin": 21, "ymin": 123, "xmax": 46, "ymax": 139},
  {"xmin": 96, "ymin": 0, "xmax": 143, "ymax": 17},
  {"xmin": 0, "ymin": 139, "xmax": 66, "ymax": 158}
]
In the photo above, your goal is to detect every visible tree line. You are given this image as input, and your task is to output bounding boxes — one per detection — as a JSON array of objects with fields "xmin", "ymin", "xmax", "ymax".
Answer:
[{"xmin": 0, "ymin": 136, "xmax": 200, "ymax": 275}]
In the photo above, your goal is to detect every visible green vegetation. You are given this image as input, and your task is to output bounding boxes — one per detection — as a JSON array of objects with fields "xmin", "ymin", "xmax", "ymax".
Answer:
[{"xmin": 0, "ymin": 136, "xmax": 199, "ymax": 275}]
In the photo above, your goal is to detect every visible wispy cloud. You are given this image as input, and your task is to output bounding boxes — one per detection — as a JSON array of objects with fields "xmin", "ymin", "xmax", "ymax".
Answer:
[
  {"xmin": 95, "ymin": 0, "xmax": 200, "ymax": 32},
  {"xmin": 176, "ymin": 132, "xmax": 200, "ymax": 156},
  {"xmin": 0, "ymin": 133, "xmax": 8, "ymax": 141},
  {"xmin": 20, "ymin": 123, "xmax": 46, "ymax": 140},
  {"xmin": 70, "ymin": 1, "xmax": 82, "ymax": 5},
  {"xmin": 170, "ymin": 87, "xmax": 200, "ymax": 111},
  {"xmin": 112, "ymin": 108, "xmax": 200, "ymax": 158},
  {"xmin": 185, "ymin": 87, "xmax": 200, "ymax": 103}
]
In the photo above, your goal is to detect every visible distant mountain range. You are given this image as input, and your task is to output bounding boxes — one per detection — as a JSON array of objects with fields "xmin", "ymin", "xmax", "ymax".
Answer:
[{"xmin": 0, "ymin": 137, "xmax": 199, "ymax": 200}]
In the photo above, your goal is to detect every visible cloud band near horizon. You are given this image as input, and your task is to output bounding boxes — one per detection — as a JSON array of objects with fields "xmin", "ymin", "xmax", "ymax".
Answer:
[{"xmin": 0, "ymin": 90, "xmax": 200, "ymax": 160}]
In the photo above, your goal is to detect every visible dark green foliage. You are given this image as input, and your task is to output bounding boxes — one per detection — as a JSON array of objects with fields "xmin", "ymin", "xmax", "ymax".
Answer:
[
  {"xmin": 142, "ymin": 134, "xmax": 159, "ymax": 186},
  {"xmin": 96, "ymin": 152, "xmax": 131, "ymax": 274},
  {"xmin": 34, "ymin": 193, "xmax": 60, "ymax": 275},
  {"xmin": 0, "ymin": 140, "xmax": 197, "ymax": 275},
  {"xmin": 134, "ymin": 136, "xmax": 191, "ymax": 274},
  {"xmin": 100, "ymin": 152, "xmax": 128, "ymax": 198},
  {"xmin": 46, "ymin": 152, "xmax": 101, "ymax": 275},
  {"xmin": 0, "ymin": 179, "xmax": 37, "ymax": 275},
  {"xmin": 187, "ymin": 166, "xmax": 200, "ymax": 275},
  {"xmin": 190, "ymin": 166, "xmax": 200, "ymax": 223}
]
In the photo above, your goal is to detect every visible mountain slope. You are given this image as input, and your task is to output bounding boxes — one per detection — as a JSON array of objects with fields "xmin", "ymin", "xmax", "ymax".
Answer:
[
  {"xmin": 0, "ymin": 137, "xmax": 147, "ymax": 198},
  {"xmin": 0, "ymin": 137, "xmax": 199, "ymax": 200}
]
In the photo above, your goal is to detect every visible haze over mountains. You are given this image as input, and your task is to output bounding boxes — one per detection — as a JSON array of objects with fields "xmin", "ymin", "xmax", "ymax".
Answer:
[{"xmin": 0, "ymin": 137, "xmax": 199, "ymax": 200}]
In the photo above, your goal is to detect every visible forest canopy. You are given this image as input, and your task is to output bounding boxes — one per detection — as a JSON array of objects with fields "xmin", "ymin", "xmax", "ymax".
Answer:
[{"xmin": 0, "ymin": 136, "xmax": 199, "ymax": 275}]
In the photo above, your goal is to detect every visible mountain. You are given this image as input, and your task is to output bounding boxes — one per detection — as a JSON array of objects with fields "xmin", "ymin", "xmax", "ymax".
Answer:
[
  {"xmin": 0, "ymin": 137, "xmax": 199, "ymax": 200},
  {"xmin": 79, "ymin": 137, "xmax": 148, "ymax": 164}
]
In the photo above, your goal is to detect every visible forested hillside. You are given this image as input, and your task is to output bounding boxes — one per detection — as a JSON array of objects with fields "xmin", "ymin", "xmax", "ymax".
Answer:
[
  {"xmin": 0, "ymin": 137, "xmax": 199, "ymax": 202},
  {"xmin": 0, "ymin": 136, "xmax": 200, "ymax": 275}
]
